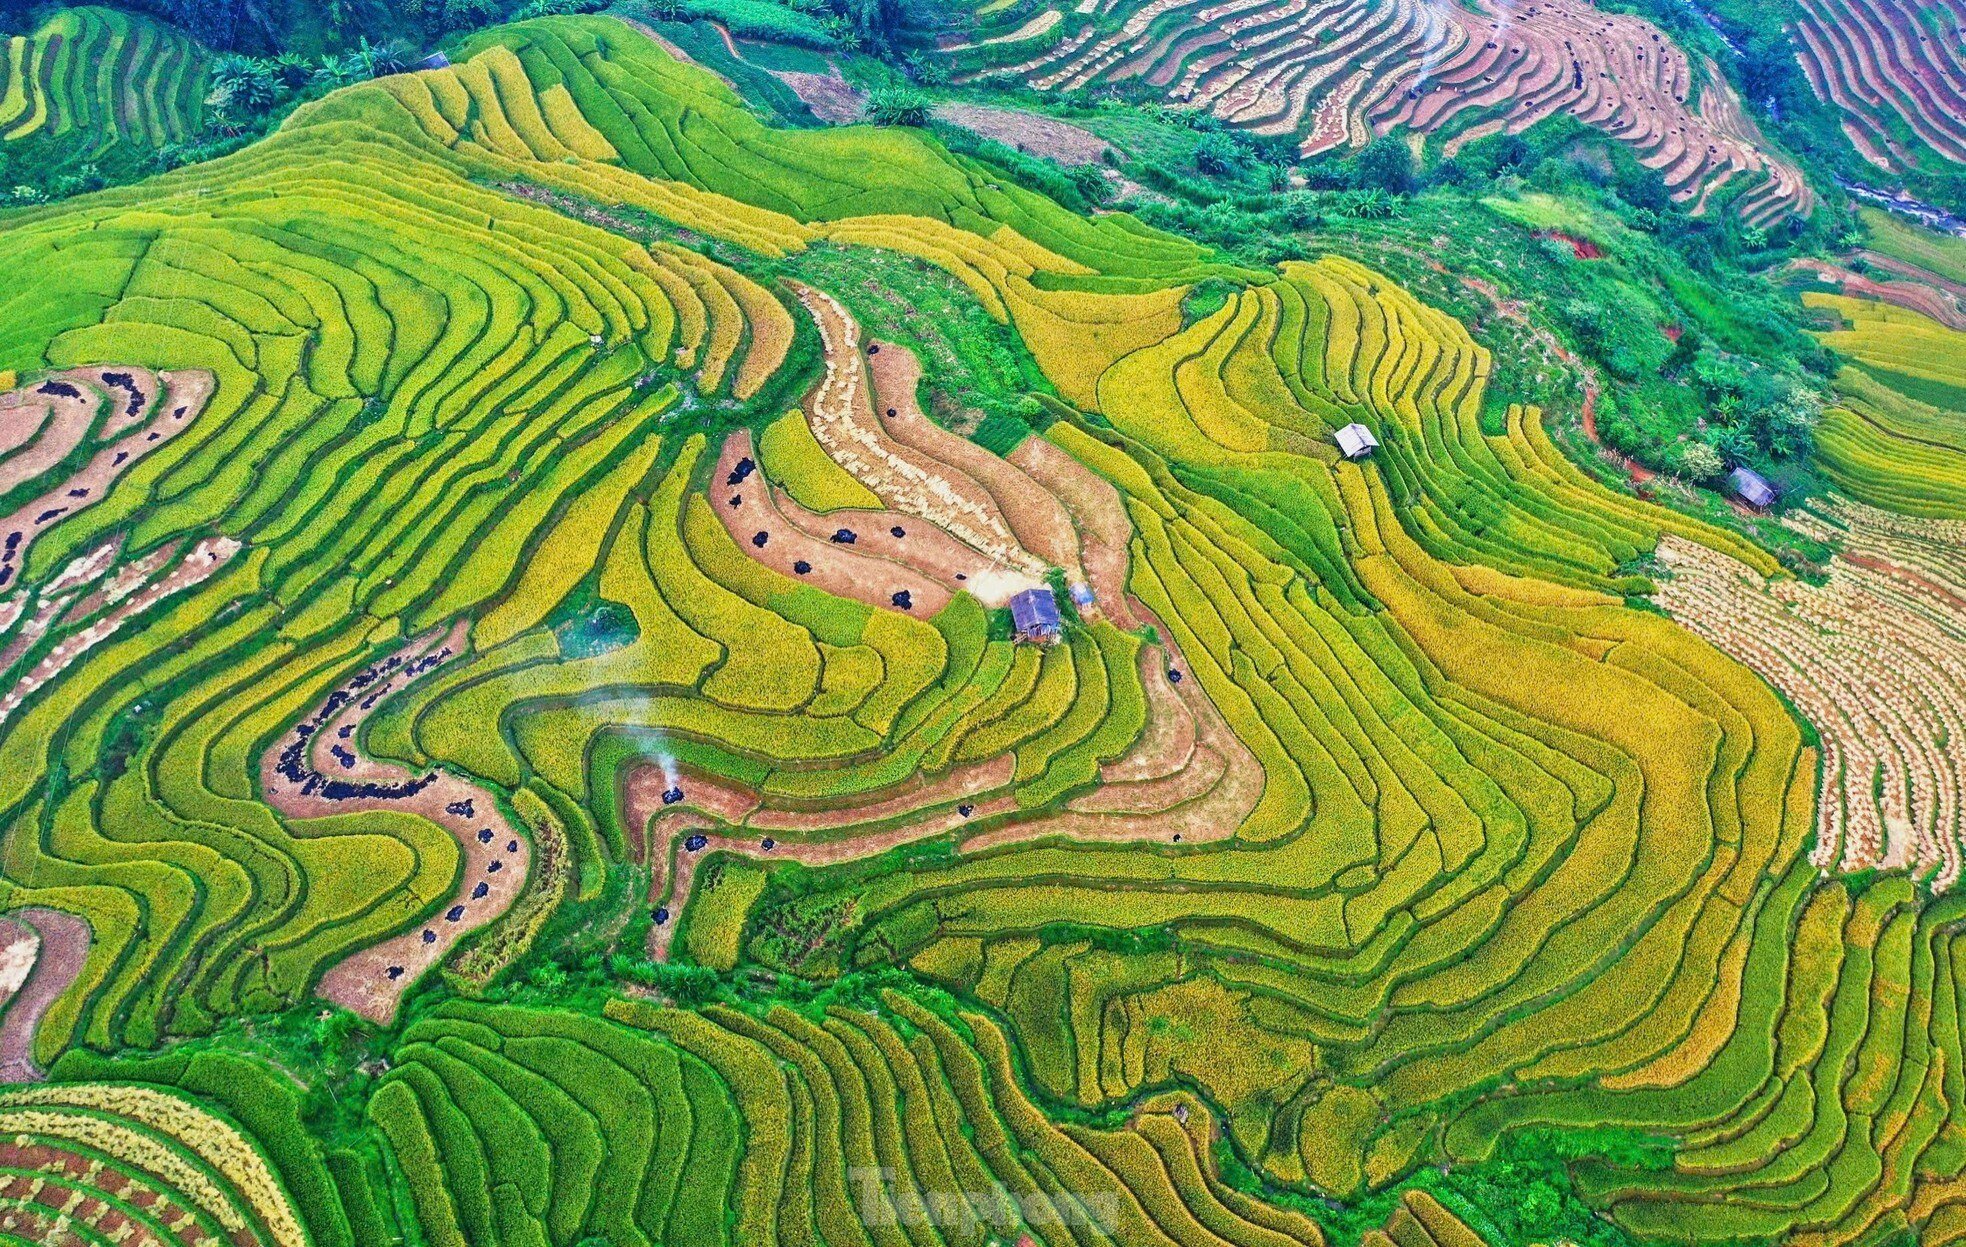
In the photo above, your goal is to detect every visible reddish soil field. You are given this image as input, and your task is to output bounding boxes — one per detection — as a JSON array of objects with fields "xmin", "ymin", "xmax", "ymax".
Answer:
[
  {"xmin": 0, "ymin": 908, "xmax": 90, "ymax": 1082},
  {"xmin": 265, "ymin": 623, "xmax": 532, "ymax": 1024},
  {"xmin": 1006, "ymin": 432, "xmax": 1140, "ymax": 628},
  {"xmin": 973, "ymin": 0, "xmax": 1811, "ymax": 223},
  {"xmin": 714, "ymin": 431, "xmax": 956, "ymax": 615}
]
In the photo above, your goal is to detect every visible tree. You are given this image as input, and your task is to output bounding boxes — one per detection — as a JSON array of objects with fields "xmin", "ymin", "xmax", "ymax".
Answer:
[
  {"xmin": 1749, "ymin": 378, "xmax": 1822, "ymax": 458},
  {"xmin": 822, "ymin": 0, "xmax": 910, "ymax": 52},
  {"xmin": 1353, "ymin": 135, "xmax": 1413, "ymax": 194},
  {"xmin": 210, "ymin": 54, "xmax": 282, "ymax": 113},
  {"xmin": 351, "ymin": 36, "xmax": 407, "ymax": 78},
  {"xmin": 271, "ymin": 51, "xmax": 316, "ymax": 91}
]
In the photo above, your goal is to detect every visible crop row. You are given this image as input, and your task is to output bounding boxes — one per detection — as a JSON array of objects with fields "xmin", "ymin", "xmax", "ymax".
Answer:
[
  {"xmin": 1805, "ymin": 294, "xmax": 1966, "ymax": 519},
  {"xmin": 371, "ymin": 991, "xmax": 1372, "ymax": 1247},
  {"xmin": 1655, "ymin": 499, "xmax": 1966, "ymax": 885},
  {"xmin": 0, "ymin": 28, "xmax": 837, "ymax": 1061},
  {"xmin": 0, "ymin": 1076, "xmax": 308, "ymax": 1247},
  {"xmin": 0, "ymin": 19, "xmax": 1960, "ymax": 1245}
]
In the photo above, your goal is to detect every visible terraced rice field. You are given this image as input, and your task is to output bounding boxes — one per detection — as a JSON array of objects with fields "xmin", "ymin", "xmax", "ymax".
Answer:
[
  {"xmin": 0, "ymin": 6, "xmax": 207, "ymax": 157},
  {"xmin": 1790, "ymin": 0, "xmax": 1966, "ymax": 171},
  {"xmin": 949, "ymin": 0, "xmax": 1812, "ymax": 222},
  {"xmin": 1806, "ymin": 291, "xmax": 1966, "ymax": 518},
  {"xmin": 0, "ymin": 12, "xmax": 1962, "ymax": 1246}
]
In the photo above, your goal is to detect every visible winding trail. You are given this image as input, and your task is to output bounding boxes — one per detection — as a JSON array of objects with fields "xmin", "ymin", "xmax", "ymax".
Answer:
[{"xmin": 263, "ymin": 623, "xmax": 531, "ymax": 1024}]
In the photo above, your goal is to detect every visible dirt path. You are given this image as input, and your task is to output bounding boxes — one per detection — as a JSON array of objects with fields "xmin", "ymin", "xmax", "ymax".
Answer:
[
  {"xmin": 0, "ymin": 908, "xmax": 90, "ymax": 1082},
  {"xmin": 1861, "ymin": 251, "xmax": 1966, "ymax": 304},
  {"xmin": 1433, "ymin": 261, "xmax": 1655, "ymax": 489},
  {"xmin": 618, "ymin": 15, "xmax": 731, "ymax": 86},
  {"xmin": 265, "ymin": 623, "xmax": 532, "ymax": 1025}
]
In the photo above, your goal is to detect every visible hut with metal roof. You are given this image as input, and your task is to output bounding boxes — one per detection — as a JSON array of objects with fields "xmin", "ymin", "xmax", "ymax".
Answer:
[
  {"xmin": 1009, "ymin": 587, "xmax": 1064, "ymax": 644},
  {"xmin": 1729, "ymin": 466, "xmax": 1778, "ymax": 510},
  {"xmin": 1334, "ymin": 423, "xmax": 1379, "ymax": 460}
]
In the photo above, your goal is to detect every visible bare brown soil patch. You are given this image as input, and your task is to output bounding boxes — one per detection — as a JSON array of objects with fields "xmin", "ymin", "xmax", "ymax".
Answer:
[
  {"xmin": 932, "ymin": 102, "xmax": 1112, "ymax": 165},
  {"xmin": 1007, "ymin": 433, "xmax": 1139, "ymax": 626},
  {"xmin": 714, "ymin": 431, "xmax": 955, "ymax": 614},
  {"xmin": 0, "ymin": 535, "xmax": 241, "ymax": 734},
  {"xmin": 775, "ymin": 65, "xmax": 865, "ymax": 124},
  {"xmin": 0, "ymin": 369, "xmax": 213, "ymax": 591},
  {"xmin": 792, "ymin": 283, "xmax": 1049, "ymax": 593},
  {"xmin": 866, "ymin": 340, "xmax": 1084, "ymax": 579},
  {"xmin": 0, "ymin": 908, "xmax": 89, "ymax": 1082}
]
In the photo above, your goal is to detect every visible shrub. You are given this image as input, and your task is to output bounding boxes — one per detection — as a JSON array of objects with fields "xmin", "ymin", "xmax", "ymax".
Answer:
[
  {"xmin": 1194, "ymin": 131, "xmax": 1240, "ymax": 176},
  {"xmin": 866, "ymin": 84, "xmax": 930, "ymax": 127}
]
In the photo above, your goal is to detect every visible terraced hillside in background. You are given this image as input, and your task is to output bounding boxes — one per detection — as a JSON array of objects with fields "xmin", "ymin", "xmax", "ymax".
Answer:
[
  {"xmin": 0, "ymin": 10, "xmax": 1960, "ymax": 1247},
  {"xmin": 1791, "ymin": 0, "xmax": 1966, "ymax": 173},
  {"xmin": 1, "ymin": 6, "xmax": 207, "ymax": 162},
  {"xmin": 1807, "ymin": 290, "xmax": 1966, "ymax": 517},
  {"xmin": 947, "ymin": 0, "xmax": 1812, "ymax": 224}
]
